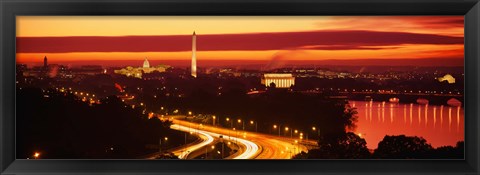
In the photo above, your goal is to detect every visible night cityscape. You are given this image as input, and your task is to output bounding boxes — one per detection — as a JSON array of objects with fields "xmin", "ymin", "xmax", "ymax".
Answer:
[{"xmin": 16, "ymin": 16, "xmax": 464, "ymax": 159}]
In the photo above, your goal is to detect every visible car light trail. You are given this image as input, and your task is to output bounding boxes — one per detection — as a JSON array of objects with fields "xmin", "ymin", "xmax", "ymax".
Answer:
[
  {"xmin": 171, "ymin": 123, "xmax": 260, "ymax": 159},
  {"xmin": 170, "ymin": 124, "xmax": 214, "ymax": 159}
]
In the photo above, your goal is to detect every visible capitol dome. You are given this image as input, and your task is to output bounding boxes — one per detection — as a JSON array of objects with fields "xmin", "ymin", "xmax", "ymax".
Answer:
[{"xmin": 143, "ymin": 57, "xmax": 150, "ymax": 68}]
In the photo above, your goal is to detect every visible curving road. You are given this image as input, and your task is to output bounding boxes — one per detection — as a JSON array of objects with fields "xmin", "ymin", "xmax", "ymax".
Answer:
[
  {"xmin": 170, "ymin": 124, "xmax": 215, "ymax": 159},
  {"xmin": 170, "ymin": 118, "xmax": 308, "ymax": 159},
  {"xmin": 170, "ymin": 122, "xmax": 260, "ymax": 159}
]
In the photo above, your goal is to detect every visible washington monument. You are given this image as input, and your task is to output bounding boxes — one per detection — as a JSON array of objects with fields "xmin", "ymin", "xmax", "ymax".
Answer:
[{"xmin": 191, "ymin": 31, "xmax": 197, "ymax": 78}]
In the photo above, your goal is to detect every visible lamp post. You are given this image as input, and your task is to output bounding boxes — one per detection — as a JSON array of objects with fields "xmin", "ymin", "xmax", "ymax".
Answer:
[
  {"xmin": 212, "ymin": 115, "xmax": 216, "ymax": 126},
  {"xmin": 220, "ymin": 137, "xmax": 225, "ymax": 159},
  {"xmin": 226, "ymin": 118, "xmax": 233, "ymax": 128},
  {"xmin": 206, "ymin": 145, "xmax": 215, "ymax": 159},
  {"xmin": 285, "ymin": 127, "xmax": 289, "ymax": 137},
  {"xmin": 273, "ymin": 124, "xmax": 280, "ymax": 136},
  {"xmin": 312, "ymin": 126, "xmax": 320, "ymax": 139},
  {"xmin": 285, "ymin": 127, "xmax": 292, "ymax": 138},
  {"xmin": 237, "ymin": 119, "xmax": 244, "ymax": 130},
  {"xmin": 34, "ymin": 152, "xmax": 40, "ymax": 159},
  {"xmin": 250, "ymin": 120, "xmax": 257, "ymax": 132},
  {"xmin": 159, "ymin": 137, "xmax": 168, "ymax": 154}
]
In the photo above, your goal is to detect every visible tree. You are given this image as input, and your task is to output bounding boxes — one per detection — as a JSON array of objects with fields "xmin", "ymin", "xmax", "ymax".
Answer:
[
  {"xmin": 318, "ymin": 103, "xmax": 359, "ymax": 145},
  {"xmin": 294, "ymin": 132, "xmax": 370, "ymax": 159},
  {"xmin": 373, "ymin": 135, "xmax": 433, "ymax": 159},
  {"xmin": 431, "ymin": 141, "xmax": 464, "ymax": 159}
]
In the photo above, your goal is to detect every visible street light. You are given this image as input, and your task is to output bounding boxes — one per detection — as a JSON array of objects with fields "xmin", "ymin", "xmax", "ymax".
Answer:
[
  {"xmin": 237, "ymin": 119, "xmax": 244, "ymax": 130},
  {"xmin": 273, "ymin": 124, "xmax": 280, "ymax": 136},
  {"xmin": 34, "ymin": 152, "xmax": 40, "ymax": 159},
  {"xmin": 226, "ymin": 118, "xmax": 233, "ymax": 128},
  {"xmin": 284, "ymin": 127, "xmax": 292, "ymax": 138},
  {"xmin": 312, "ymin": 126, "xmax": 320, "ymax": 139},
  {"xmin": 206, "ymin": 145, "xmax": 216, "ymax": 159},
  {"xmin": 159, "ymin": 137, "xmax": 168, "ymax": 153},
  {"xmin": 250, "ymin": 120, "xmax": 257, "ymax": 132}
]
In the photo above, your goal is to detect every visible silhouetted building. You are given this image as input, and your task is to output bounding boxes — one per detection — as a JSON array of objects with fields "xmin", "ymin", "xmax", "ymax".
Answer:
[
  {"xmin": 43, "ymin": 56, "xmax": 48, "ymax": 69},
  {"xmin": 191, "ymin": 31, "xmax": 197, "ymax": 78}
]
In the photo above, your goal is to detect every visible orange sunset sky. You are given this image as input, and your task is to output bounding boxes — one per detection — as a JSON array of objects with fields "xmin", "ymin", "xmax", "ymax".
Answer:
[{"xmin": 16, "ymin": 16, "xmax": 464, "ymax": 67}]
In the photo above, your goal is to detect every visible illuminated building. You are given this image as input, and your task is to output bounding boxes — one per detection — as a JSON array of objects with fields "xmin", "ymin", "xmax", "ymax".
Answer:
[
  {"xmin": 114, "ymin": 58, "xmax": 170, "ymax": 78},
  {"xmin": 261, "ymin": 73, "xmax": 295, "ymax": 88},
  {"xmin": 143, "ymin": 57, "xmax": 150, "ymax": 68},
  {"xmin": 191, "ymin": 31, "xmax": 197, "ymax": 78},
  {"xmin": 438, "ymin": 74, "xmax": 455, "ymax": 84}
]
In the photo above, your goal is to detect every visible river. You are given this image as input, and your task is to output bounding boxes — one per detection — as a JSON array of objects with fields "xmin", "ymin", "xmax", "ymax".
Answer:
[{"xmin": 349, "ymin": 100, "xmax": 464, "ymax": 149}]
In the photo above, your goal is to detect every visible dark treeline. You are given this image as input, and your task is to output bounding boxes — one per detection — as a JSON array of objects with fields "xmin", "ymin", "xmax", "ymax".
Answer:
[
  {"xmin": 16, "ymin": 87, "xmax": 187, "ymax": 159},
  {"xmin": 293, "ymin": 134, "xmax": 464, "ymax": 159}
]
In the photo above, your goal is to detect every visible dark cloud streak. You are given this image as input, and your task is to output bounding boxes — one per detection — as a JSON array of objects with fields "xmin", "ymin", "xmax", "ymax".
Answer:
[{"xmin": 17, "ymin": 30, "xmax": 463, "ymax": 53}]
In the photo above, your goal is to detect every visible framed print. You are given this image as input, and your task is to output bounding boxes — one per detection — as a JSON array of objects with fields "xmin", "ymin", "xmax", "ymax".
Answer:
[{"xmin": 1, "ymin": 0, "xmax": 479, "ymax": 174}]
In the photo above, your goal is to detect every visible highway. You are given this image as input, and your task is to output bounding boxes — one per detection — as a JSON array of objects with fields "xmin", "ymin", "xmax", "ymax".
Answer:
[
  {"xmin": 170, "ymin": 117, "xmax": 309, "ymax": 159},
  {"xmin": 170, "ymin": 122, "xmax": 260, "ymax": 159},
  {"xmin": 169, "ymin": 124, "xmax": 215, "ymax": 159}
]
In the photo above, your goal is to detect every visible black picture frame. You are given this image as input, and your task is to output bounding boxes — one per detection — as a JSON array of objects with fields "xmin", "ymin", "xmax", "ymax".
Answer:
[{"xmin": 1, "ymin": 0, "xmax": 479, "ymax": 174}]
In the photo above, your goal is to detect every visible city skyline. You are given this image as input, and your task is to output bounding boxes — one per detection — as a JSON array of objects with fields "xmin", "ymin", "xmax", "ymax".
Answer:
[
  {"xmin": 16, "ymin": 16, "xmax": 464, "ymax": 160},
  {"xmin": 16, "ymin": 16, "xmax": 464, "ymax": 67}
]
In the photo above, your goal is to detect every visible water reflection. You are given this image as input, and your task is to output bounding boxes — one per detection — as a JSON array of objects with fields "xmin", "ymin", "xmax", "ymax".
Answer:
[
  {"xmin": 418, "ymin": 105, "xmax": 421, "ymax": 124},
  {"xmin": 457, "ymin": 106, "xmax": 460, "ymax": 133},
  {"xmin": 369, "ymin": 101, "xmax": 372, "ymax": 122},
  {"xmin": 390, "ymin": 104, "xmax": 394, "ymax": 123},
  {"xmin": 410, "ymin": 103, "xmax": 413, "ymax": 126},
  {"xmin": 352, "ymin": 100, "xmax": 464, "ymax": 149},
  {"xmin": 433, "ymin": 106, "xmax": 436, "ymax": 129},
  {"xmin": 425, "ymin": 104, "xmax": 428, "ymax": 127},
  {"xmin": 449, "ymin": 107, "xmax": 452, "ymax": 132},
  {"xmin": 440, "ymin": 105, "xmax": 444, "ymax": 128},
  {"xmin": 382, "ymin": 102, "xmax": 385, "ymax": 123}
]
